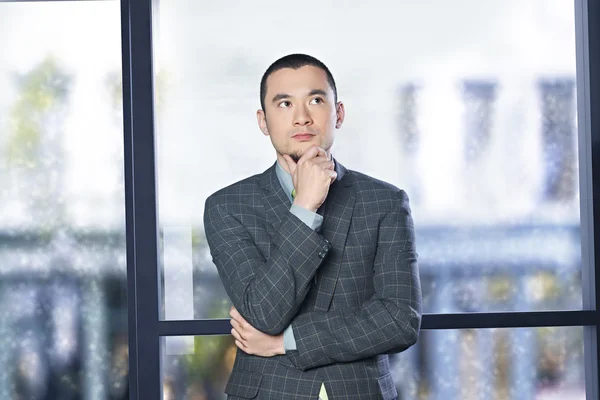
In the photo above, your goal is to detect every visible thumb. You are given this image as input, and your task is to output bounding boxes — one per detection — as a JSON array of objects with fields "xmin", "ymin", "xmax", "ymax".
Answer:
[{"xmin": 283, "ymin": 154, "xmax": 297, "ymax": 176}]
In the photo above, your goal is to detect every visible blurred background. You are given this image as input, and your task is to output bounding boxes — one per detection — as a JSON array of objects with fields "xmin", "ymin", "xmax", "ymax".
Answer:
[{"xmin": 0, "ymin": 0, "xmax": 586, "ymax": 399}]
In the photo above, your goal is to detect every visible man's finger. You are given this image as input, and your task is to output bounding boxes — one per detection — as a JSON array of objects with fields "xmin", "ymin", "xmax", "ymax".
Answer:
[
  {"xmin": 229, "ymin": 308, "xmax": 238, "ymax": 322},
  {"xmin": 313, "ymin": 146, "xmax": 327, "ymax": 159},
  {"xmin": 313, "ymin": 157, "xmax": 334, "ymax": 170},
  {"xmin": 298, "ymin": 146, "xmax": 326, "ymax": 165},
  {"xmin": 235, "ymin": 340, "xmax": 249, "ymax": 353},
  {"xmin": 229, "ymin": 308, "xmax": 246, "ymax": 328},
  {"xmin": 230, "ymin": 318, "xmax": 242, "ymax": 334},
  {"xmin": 231, "ymin": 327, "xmax": 245, "ymax": 342},
  {"xmin": 328, "ymin": 170, "xmax": 338, "ymax": 183},
  {"xmin": 230, "ymin": 307, "xmax": 245, "ymax": 322}
]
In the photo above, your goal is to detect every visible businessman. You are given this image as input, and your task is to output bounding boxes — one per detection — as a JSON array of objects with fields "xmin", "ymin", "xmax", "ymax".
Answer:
[{"xmin": 204, "ymin": 53, "xmax": 422, "ymax": 399}]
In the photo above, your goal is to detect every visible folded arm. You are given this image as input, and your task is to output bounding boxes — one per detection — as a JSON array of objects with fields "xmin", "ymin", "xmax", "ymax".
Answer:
[
  {"xmin": 204, "ymin": 196, "xmax": 330, "ymax": 335},
  {"xmin": 286, "ymin": 190, "xmax": 422, "ymax": 370}
]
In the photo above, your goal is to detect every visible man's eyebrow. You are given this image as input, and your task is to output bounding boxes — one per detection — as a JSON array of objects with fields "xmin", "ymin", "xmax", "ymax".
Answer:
[
  {"xmin": 271, "ymin": 89, "xmax": 329, "ymax": 103},
  {"xmin": 308, "ymin": 89, "xmax": 328, "ymax": 97},
  {"xmin": 271, "ymin": 93, "xmax": 291, "ymax": 103}
]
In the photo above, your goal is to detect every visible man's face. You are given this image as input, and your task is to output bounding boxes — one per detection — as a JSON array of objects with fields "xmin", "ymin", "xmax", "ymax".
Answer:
[{"xmin": 257, "ymin": 65, "xmax": 344, "ymax": 163}]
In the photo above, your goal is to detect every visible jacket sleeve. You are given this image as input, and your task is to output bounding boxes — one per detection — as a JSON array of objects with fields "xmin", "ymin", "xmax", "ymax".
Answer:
[
  {"xmin": 203, "ymin": 196, "xmax": 331, "ymax": 335},
  {"xmin": 286, "ymin": 190, "xmax": 422, "ymax": 370}
]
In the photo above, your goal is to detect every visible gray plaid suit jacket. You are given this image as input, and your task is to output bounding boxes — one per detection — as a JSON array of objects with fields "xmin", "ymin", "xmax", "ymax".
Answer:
[{"xmin": 204, "ymin": 159, "xmax": 422, "ymax": 400}]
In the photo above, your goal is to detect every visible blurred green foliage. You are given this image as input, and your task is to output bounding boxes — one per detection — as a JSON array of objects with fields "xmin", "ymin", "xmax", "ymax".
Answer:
[{"xmin": 6, "ymin": 55, "xmax": 71, "ymax": 169}]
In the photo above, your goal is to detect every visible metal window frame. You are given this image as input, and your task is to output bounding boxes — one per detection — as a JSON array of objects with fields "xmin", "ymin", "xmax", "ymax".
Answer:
[
  {"xmin": 119, "ymin": 1, "xmax": 599, "ymax": 399},
  {"xmin": 121, "ymin": 0, "xmax": 161, "ymax": 398},
  {"xmin": 576, "ymin": 1, "xmax": 600, "ymax": 399},
  {"xmin": 0, "ymin": 0, "xmax": 591, "ymax": 398}
]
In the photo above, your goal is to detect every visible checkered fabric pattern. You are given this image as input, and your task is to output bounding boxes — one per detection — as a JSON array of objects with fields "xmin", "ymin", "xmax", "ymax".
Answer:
[{"xmin": 204, "ymin": 160, "xmax": 422, "ymax": 399}]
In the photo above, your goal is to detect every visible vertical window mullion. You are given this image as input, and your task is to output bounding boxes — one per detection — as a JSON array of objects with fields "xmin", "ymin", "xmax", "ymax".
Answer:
[
  {"xmin": 121, "ymin": 0, "xmax": 162, "ymax": 399},
  {"xmin": 576, "ymin": 1, "xmax": 599, "ymax": 399}
]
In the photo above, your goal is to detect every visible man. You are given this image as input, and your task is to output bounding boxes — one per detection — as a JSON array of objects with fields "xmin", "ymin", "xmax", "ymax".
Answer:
[{"xmin": 204, "ymin": 53, "xmax": 422, "ymax": 400}]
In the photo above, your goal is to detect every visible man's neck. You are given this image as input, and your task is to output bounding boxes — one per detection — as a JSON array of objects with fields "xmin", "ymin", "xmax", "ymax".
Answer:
[{"xmin": 276, "ymin": 154, "xmax": 292, "ymax": 175}]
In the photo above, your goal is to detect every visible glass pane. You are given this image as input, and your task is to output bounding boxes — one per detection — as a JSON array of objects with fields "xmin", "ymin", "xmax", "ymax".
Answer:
[
  {"xmin": 0, "ymin": 2, "xmax": 127, "ymax": 399},
  {"xmin": 154, "ymin": 0, "xmax": 581, "ymax": 319},
  {"xmin": 161, "ymin": 327, "xmax": 585, "ymax": 399},
  {"xmin": 162, "ymin": 335, "xmax": 234, "ymax": 400}
]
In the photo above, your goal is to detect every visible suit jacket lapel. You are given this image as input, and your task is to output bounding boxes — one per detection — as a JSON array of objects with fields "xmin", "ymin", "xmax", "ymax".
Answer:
[
  {"xmin": 259, "ymin": 163, "xmax": 291, "ymax": 237},
  {"xmin": 259, "ymin": 159, "xmax": 356, "ymax": 312},
  {"xmin": 314, "ymin": 160, "xmax": 355, "ymax": 312}
]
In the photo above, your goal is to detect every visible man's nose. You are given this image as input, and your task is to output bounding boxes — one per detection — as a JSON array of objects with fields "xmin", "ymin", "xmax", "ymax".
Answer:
[{"xmin": 293, "ymin": 105, "xmax": 312, "ymax": 125}]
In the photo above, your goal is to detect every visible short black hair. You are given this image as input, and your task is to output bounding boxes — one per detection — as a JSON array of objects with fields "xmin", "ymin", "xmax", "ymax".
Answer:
[{"xmin": 260, "ymin": 53, "xmax": 338, "ymax": 112}]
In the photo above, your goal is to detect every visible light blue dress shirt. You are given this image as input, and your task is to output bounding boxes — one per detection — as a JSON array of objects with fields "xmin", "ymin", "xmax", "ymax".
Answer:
[{"xmin": 275, "ymin": 160, "xmax": 323, "ymax": 351}]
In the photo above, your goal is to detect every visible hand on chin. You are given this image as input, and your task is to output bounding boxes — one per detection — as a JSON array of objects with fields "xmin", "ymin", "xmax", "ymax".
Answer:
[{"xmin": 294, "ymin": 142, "xmax": 319, "ymax": 158}]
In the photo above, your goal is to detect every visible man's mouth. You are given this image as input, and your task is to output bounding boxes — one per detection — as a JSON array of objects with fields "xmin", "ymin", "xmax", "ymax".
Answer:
[{"xmin": 293, "ymin": 133, "xmax": 315, "ymax": 141}]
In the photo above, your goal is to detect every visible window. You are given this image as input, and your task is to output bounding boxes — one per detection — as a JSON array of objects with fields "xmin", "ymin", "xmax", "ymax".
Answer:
[
  {"xmin": 131, "ymin": 1, "xmax": 595, "ymax": 399},
  {"xmin": 154, "ymin": 1, "xmax": 582, "ymax": 320},
  {"xmin": 0, "ymin": 1, "xmax": 126, "ymax": 399},
  {"xmin": 4, "ymin": 0, "xmax": 596, "ymax": 399},
  {"xmin": 161, "ymin": 327, "xmax": 585, "ymax": 399}
]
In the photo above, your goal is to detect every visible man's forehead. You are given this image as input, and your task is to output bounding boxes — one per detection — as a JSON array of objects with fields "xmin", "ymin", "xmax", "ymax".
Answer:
[{"xmin": 266, "ymin": 66, "xmax": 332, "ymax": 95}]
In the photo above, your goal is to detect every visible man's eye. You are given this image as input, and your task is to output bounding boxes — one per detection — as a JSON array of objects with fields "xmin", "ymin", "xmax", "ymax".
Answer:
[
  {"xmin": 278, "ymin": 101, "xmax": 291, "ymax": 108},
  {"xmin": 310, "ymin": 97, "xmax": 323, "ymax": 104}
]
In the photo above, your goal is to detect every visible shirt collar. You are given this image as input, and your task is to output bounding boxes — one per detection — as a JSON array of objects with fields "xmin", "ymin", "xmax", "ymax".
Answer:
[{"xmin": 275, "ymin": 160, "xmax": 294, "ymax": 203}]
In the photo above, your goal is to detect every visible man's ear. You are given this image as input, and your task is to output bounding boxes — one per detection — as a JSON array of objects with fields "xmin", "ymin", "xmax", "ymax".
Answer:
[
  {"xmin": 257, "ymin": 109, "xmax": 269, "ymax": 136},
  {"xmin": 335, "ymin": 101, "xmax": 345, "ymax": 129}
]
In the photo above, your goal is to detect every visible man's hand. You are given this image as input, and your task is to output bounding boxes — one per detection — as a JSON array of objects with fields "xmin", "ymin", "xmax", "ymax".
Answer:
[
  {"xmin": 230, "ymin": 307, "xmax": 285, "ymax": 357},
  {"xmin": 283, "ymin": 145, "xmax": 336, "ymax": 212}
]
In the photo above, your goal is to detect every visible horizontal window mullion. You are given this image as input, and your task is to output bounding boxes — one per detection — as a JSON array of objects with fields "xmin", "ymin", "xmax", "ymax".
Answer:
[
  {"xmin": 157, "ymin": 310, "xmax": 599, "ymax": 336},
  {"xmin": 422, "ymin": 310, "xmax": 598, "ymax": 329}
]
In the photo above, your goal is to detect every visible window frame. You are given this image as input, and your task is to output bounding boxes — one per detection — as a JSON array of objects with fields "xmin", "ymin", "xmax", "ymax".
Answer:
[{"xmin": 46, "ymin": 0, "xmax": 600, "ymax": 398}]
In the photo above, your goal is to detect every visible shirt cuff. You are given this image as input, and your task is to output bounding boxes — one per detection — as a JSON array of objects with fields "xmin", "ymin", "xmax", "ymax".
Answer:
[
  {"xmin": 290, "ymin": 204, "xmax": 323, "ymax": 231},
  {"xmin": 283, "ymin": 324, "xmax": 297, "ymax": 352}
]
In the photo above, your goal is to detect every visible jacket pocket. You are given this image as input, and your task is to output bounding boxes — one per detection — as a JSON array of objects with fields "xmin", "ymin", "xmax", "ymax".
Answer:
[
  {"xmin": 224, "ymin": 370, "xmax": 263, "ymax": 399},
  {"xmin": 377, "ymin": 372, "xmax": 398, "ymax": 400}
]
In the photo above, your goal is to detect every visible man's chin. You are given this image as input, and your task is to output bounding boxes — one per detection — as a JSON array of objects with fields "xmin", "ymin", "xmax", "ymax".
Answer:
[{"xmin": 291, "ymin": 144, "xmax": 318, "ymax": 162}]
